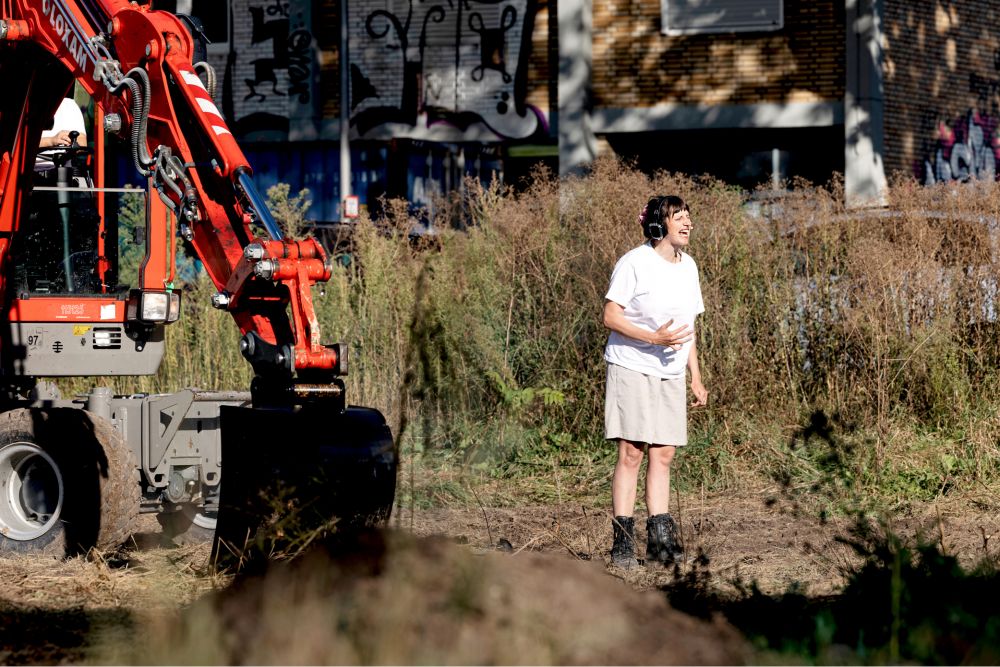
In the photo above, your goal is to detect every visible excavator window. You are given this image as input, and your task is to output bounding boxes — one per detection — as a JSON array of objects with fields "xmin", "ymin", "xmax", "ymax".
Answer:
[{"xmin": 11, "ymin": 187, "xmax": 145, "ymax": 298}]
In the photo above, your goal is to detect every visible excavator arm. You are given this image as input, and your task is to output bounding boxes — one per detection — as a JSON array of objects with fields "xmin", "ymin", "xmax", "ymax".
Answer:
[
  {"xmin": 0, "ymin": 0, "xmax": 341, "ymax": 392},
  {"xmin": 0, "ymin": 1, "xmax": 394, "ymax": 568}
]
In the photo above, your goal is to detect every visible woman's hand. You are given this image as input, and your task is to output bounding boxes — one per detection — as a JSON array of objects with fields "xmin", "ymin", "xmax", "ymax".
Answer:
[
  {"xmin": 650, "ymin": 319, "xmax": 692, "ymax": 351},
  {"xmin": 690, "ymin": 378, "xmax": 708, "ymax": 407},
  {"xmin": 603, "ymin": 302, "xmax": 691, "ymax": 349}
]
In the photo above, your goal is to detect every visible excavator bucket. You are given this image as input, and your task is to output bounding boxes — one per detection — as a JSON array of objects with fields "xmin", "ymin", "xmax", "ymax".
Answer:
[{"xmin": 211, "ymin": 404, "xmax": 397, "ymax": 572}]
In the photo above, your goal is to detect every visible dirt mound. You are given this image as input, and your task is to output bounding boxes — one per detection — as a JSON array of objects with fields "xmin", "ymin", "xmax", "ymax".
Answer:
[{"xmin": 117, "ymin": 531, "xmax": 748, "ymax": 665}]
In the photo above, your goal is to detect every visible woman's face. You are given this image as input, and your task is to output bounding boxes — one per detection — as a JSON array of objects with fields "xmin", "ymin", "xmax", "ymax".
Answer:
[{"xmin": 665, "ymin": 208, "xmax": 692, "ymax": 247}]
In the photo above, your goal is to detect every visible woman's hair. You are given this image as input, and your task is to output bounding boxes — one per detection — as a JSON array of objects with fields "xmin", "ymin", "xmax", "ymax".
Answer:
[{"xmin": 640, "ymin": 195, "xmax": 689, "ymax": 240}]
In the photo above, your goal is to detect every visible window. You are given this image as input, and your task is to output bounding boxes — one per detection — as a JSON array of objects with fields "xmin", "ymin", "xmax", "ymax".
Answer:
[{"xmin": 661, "ymin": 0, "xmax": 783, "ymax": 35}]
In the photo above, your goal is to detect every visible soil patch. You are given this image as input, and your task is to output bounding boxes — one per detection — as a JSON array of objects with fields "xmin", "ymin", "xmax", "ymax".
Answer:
[{"xmin": 1, "ymin": 491, "xmax": 999, "ymax": 664}]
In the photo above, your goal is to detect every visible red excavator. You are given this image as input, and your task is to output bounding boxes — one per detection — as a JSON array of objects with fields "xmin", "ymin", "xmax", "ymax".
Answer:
[{"xmin": 0, "ymin": 0, "xmax": 396, "ymax": 567}]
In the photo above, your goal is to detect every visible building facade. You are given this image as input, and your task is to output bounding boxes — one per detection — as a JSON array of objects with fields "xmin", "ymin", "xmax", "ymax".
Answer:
[
  {"xmin": 158, "ymin": 0, "xmax": 1000, "ymax": 215},
  {"xmin": 882, "ymin": 2, "xmax": 1000, "ymax": 187},
  {"xmin": 160, "ymin": 0, "xmax": 557, "ymax": 223}
]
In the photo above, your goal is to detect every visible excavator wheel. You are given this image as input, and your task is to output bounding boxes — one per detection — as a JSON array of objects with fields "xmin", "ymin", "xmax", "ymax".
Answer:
[
  {"xmin": 212, "ymin": 404, "xmax": 396, "ymax": 572},
  {"xmin": 156, "ymin": 502, "xmax": 218, "ymax": 546},
  {"xmin": 0, "ymin": 408, "xmax": 140, "ymax": 557}
]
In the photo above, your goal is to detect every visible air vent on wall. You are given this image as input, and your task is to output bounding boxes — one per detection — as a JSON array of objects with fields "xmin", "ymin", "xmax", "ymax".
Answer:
[{"xmin": 662, "ymin": 0, "xmax": 783, "ymax": 35}]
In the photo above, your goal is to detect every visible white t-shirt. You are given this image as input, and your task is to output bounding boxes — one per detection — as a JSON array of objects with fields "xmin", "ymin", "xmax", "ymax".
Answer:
[
  {"xmin": 604, "ymin": 244, "xmax": 705, "ymax": 379},
  {"xmin": 36, "ymin": 98, "xmax": 87, "ymax": 172}
]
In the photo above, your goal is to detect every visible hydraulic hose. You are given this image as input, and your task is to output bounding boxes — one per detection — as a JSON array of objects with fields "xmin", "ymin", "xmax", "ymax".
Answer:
[
  {"xmin": 194, "ymin": 61, "xmax": 217, "ymax": 101},
  {"xmin": 107, "ymin": 67, "xmax": 154, "ymax": 176}
]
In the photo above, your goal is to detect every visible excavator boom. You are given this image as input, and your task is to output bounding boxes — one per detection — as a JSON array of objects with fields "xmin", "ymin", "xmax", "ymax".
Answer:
[
  {"xmin": 0, "ymin": 0, "xmax": 395, "ymax": 566},
  {"xmin": 0, "ymin": 0, "xmax": 340, "ymax": 383}
]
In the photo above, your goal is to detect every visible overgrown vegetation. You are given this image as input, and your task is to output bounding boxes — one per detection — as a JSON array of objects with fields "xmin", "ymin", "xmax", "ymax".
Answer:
[
  {"xmin": 38, "ymin": 160, "xmax": 1000, "ymax": 662},
  {"xmin": 60, "ymin": 158, "xmax": 1000, "ymax": 511}
]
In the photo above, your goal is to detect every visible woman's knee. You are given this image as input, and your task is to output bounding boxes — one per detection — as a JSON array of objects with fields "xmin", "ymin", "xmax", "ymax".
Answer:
[
  {"xmin": 617, "ymin": 440, "xmax": 645, "ymax": 468},
  {"xmin": 648, "ymin": 445, "xmax": 676, "ymax": 468}
]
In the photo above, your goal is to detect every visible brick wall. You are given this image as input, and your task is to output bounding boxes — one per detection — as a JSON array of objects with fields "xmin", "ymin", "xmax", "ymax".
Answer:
[
  {"xmin": 592, "ymin": 0, "xmax": 844, "ymax": 109},
  {"xmin": 317, "ymin": 0, "xmax": 339, "ymax": 120},
  {"xmin": 882, "ymin": 1, "xmax": 1000, "ymax": 183},
  {"xmin": 526, "ymin": 0, "xmax": 555, "ymax": 115}
]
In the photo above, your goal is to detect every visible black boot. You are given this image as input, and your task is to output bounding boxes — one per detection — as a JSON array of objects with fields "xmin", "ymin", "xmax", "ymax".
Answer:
[
  {"xmin": 611, "ymin": 516, "xmax": 639, "ymax": 569},
  {"xmin": 646, "ymin": 513, "xmax": 683, "ymax": 565}
]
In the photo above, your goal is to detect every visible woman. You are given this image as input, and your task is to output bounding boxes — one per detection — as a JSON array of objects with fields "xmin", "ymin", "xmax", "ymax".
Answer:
[{"xmin": 603, "ymin": 195, "xmax": 708, "ymax": 569}]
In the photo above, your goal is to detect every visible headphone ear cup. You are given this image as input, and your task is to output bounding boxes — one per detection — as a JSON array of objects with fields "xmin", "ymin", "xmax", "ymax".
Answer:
[{"xmin": 643, "ymin": 197, "xmax": 663, "ymax": 240}]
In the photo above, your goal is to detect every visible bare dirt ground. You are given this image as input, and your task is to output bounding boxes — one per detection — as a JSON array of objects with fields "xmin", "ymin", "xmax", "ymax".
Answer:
[
  {"xmin": 399, "ymin": 490, "xmax": 1000, "ymax": 596},
  {"xmin": 1, "ymin": 490, "xmax": 998, "ymax": 664}
]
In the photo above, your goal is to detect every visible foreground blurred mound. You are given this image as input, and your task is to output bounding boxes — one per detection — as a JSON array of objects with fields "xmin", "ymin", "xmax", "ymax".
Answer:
[{"xmin": 126, "ymin": 532, "xmax": 748, "ymax": 665}]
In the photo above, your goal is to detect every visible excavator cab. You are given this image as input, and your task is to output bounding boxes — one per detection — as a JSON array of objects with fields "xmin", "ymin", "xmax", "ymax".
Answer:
[{"xmin": 15, "ymin": 126, "xmax": 99, "ymax": 297}]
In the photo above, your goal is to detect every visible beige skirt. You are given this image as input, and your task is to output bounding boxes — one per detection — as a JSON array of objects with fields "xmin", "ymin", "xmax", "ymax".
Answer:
[{"xmin": 604, "ymin": 363, "xmax": 687, "ymax": 446}]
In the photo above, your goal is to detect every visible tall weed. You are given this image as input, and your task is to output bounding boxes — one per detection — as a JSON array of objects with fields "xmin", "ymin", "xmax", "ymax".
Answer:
[{"xmin": 57, "ymin": 159, "xmax": 1000, "ymax": 506}]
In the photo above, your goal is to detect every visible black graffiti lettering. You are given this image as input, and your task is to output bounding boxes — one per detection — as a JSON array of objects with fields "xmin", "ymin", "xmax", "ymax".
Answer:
[
  {"xmin": 287, "ymin": 30, "xmax": 312, "ymax": 104},
  {"xmin": 469, "ymin": 6, "xmax": 516, "ymax": 83},
  {"xmin": 241, "ymin": 3, "xmax": 313, "ymax": 105},
  {"xmin": 355, "ymin": 0, "xmax": 540, "ymax": 138},
  {"xmin": 266, "ymin": 0, "xmax": 289, "ymax": 17}
]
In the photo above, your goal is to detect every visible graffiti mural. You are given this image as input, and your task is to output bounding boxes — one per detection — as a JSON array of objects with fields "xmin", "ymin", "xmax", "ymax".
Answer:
[
  {"xmin": 348, "ymin": 0, "xmax": 545, "ymax": 140},
  {"xmin": 223, "ymin": 0, "xmax": 318, "ymax": 139},
  {"xmin": 921, "ymin": 56, "xmax": 1000, "ymax": 185},
  {"xmin": 923, "ymin": 109, "xmax": 1000, "ymax": 184}
]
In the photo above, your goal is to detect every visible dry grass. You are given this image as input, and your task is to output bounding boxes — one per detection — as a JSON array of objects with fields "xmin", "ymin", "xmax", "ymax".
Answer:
[
  {"xmin": 0, "ymin": 540, "xmax": 220, "ymax": 664},
  {"xmin": 55, "ymin": 158, "xmax": 1000, "ymax": 525}
]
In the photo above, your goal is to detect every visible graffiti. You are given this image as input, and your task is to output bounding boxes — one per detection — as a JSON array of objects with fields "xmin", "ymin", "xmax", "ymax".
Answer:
[
  {"xmin": 469, "ymin": 6, "xmax": 517, "ymax": 83},
  {"xmin": 243, "ymin": 4, "xmax": 309, "ymax": 102},
  {"xmin": 349, "ymin": 0, "xmax": 544, "ymax": 140},
  {"xmin": 244, "ymin": 4, "xmax": 285, "ymax": 101},
  {"xmin": 224, "ymin": 0, "xmax": 317, "ymax": 138},
  {"xmin": 923, "ymin": 110, "xmax": 1000, "ymax": 184}
]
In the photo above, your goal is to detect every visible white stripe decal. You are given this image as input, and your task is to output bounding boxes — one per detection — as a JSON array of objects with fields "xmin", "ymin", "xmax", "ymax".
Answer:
[
  {"xmin": 196, "ymin": 98, "xmax": 224, "ymax": 118},
  {"xmin": 180, "ymin": 70, "xmax": 207, "ymax": 90},
  {"xmin": 212, "ymin": 125, "xmax": 232, "ymax": 136}
]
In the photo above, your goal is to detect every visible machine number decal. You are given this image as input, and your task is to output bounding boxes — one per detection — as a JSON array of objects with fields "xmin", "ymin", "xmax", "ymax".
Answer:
[{"xmin": 26, "ymin": 330, "xmax": 44, "ymax": 350}]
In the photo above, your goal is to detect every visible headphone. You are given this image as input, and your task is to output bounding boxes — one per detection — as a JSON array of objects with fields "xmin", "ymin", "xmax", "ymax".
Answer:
[{"xmin": 641, "ymin": 197, "xmax": 667, "ymax": 241}]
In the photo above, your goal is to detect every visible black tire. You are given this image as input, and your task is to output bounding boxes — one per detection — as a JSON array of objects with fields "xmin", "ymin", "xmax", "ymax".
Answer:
[
  {"xmin": 156, "ymin": 503, "xmax": 217, "ymax": 546},
  {"xmin": 0, "ymin": 408, "xmax": 140, "ymax": 557}
]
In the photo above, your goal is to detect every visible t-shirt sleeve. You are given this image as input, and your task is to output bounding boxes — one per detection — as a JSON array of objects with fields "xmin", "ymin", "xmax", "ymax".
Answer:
[{"xmin": 604, "ymin": 256, "xmax": 636, "ymax": 307}]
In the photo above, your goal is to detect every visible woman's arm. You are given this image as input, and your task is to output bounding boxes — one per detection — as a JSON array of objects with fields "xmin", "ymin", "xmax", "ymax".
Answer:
[
  {"xmin": 603, "ymin": 300, "xmax": 692, "ymax": 350},
  {"xmin": 687, "ymin": 336, "xmax": 708, "ymax": 406}
]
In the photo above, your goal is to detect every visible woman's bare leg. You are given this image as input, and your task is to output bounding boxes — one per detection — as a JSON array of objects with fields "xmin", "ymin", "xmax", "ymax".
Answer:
[
  {"xmin": 645, "ymin": 444, "xmax": 677, "ymax": 516},
  {"xmin": 612, "ymin": 439, "xmax": 645, "ymax": 516}
]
